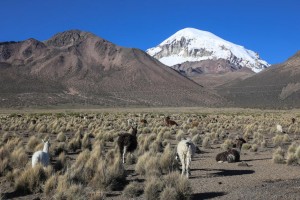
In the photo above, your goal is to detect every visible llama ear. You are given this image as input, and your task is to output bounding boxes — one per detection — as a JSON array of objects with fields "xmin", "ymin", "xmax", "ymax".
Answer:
[{"xmin": 42, "ymin": 139, "xmax": 45, "ymax": 143}]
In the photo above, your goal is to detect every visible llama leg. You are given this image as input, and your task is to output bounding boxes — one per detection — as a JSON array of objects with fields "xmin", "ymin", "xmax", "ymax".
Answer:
[
  {"xmin": 180, "ymin": 155, "xmax": 186, "ymax": 176},
  {"xmin": 186, "ymin": 156, "xmax": 191, "ymax": 178},
  {"xmin": 122, "ymin": 146, "xmax": 127, "ymax": 164}
]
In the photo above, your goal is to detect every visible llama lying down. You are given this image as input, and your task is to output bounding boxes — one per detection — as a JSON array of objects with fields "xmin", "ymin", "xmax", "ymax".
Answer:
[
  {"xmin": 216, "ymin": 138, "xmax": 246, "ymax": 163},
  {"xmin": 176, "ymin": 138, "xmax": 196, "ymax": 178},
  {"xmin": 32, "ymin": 139, "xmax": 51, "ymax": 167}
]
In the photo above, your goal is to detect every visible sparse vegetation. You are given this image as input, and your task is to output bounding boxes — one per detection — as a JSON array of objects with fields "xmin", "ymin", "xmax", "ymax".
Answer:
[{"xmin": 0, "ymin": 110, "xmax": 300, "ymax": 199}]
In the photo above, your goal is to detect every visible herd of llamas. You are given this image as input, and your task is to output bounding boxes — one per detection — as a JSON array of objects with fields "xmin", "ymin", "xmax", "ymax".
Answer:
[{"xmin": 0, "ymin": 111, "xmax": 299, "ymax": 199}]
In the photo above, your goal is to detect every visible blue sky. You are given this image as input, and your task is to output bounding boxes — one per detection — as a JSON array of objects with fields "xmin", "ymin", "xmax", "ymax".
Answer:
[{"xmin": 0, "ymin": 0, "xmax": 299, "ymax": 64}]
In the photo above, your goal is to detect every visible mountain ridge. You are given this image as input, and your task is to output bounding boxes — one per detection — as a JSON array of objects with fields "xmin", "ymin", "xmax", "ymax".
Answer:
[{"xmin": 0, "ymin": 30, "xmax": 225, "ymax": 107}]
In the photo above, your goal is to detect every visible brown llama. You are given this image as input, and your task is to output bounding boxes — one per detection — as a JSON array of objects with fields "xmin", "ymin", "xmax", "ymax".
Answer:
[
  {"xmin": 216, "ymin": 137, "xmax": 246, "ymax": 163},
  {"xmin": 117, "ymin": 123, "xmax": 138, "ymax": 164},
  {"xmin": 165, "ymin": 116, "xmax": 178, "ymax": 126}
]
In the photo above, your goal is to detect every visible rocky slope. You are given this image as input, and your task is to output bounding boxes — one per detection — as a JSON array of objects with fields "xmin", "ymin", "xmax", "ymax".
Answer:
[
  {"xmin": 217, "ymin": 51, "xmax": 300, "ymax": 108},
  {"xmin": 0, "ymin": 30, "xmax": 225, "ymax": 107}
]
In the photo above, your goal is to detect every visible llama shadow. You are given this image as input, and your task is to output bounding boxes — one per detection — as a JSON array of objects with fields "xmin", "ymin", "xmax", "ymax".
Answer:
[
  {"xmin": 211, "ymin": 169, "xmax": 255, "ymax": 177},
  {"xmin": 242, "ymin": 157, "xmax": 271, "ymax": 162},
  {"xmin": 192, "ymin": 192, "xmax": 226, "ymax": 199},
  {"xmin": 3, "ymin": 191, "xmax": 33, "ymax": 199},
  {"xmin": 190, "ymin": 169, "xmax": 255, "ymax": 179}
]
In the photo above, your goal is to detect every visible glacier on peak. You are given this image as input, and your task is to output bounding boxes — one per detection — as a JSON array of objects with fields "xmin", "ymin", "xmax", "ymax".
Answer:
[{"xmin": 146, "ymin": 28, "xmax": 269, "ymax": 73}]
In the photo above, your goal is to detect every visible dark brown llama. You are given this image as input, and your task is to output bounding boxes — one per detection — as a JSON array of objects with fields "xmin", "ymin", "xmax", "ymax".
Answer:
[
  {"xmin": 117, "ymin": 123, "xmax": 138, "ymax": 164},
  {"xmin": 216, "ymin": 138, "xmax": 246, "ymax": 163}
]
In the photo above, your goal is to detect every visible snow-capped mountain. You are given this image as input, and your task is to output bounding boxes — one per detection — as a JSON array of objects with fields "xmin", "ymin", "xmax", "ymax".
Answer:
[{"xmin": 146, "ymin": 28, "xmax": 270, "ymax": 73}]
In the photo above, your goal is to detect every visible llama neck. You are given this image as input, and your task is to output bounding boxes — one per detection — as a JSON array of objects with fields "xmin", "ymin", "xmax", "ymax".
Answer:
[
  {"xmin": 43, "ymin": 144, "xmax": 49, "ymax": 153},
  {"xmin": 131, "ymin": 128, "xmax": 137, "ymax": 136}
]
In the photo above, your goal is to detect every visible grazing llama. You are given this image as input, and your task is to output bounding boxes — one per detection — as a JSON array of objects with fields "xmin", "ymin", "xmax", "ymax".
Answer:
[
  {"xmin": 176, "ymin": 138, "xmax": 196, "ymax": 178},
  {"xmin": 165, "ymin": 116, "xmax": 178, "ymax": 126},
  {"xmin": 117, "ymin": 123, "xmax": 138, "ymax": 164},
  {"xmin": 32, "ymin": 139, "xmax": 51, "ymax": 167},
  {"xmin": 216, "ymin": 137, "xmax": 246, "ymax": 163}
]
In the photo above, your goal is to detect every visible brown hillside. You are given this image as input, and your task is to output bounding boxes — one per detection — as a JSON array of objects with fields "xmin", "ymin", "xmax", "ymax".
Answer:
[
  {"xmin": 217, "ymin": 51, "xmax": 300, "ymax": 108},
  {"xmin": 0, "ymin": 30, "xmax": 225, "ymax": 107}
]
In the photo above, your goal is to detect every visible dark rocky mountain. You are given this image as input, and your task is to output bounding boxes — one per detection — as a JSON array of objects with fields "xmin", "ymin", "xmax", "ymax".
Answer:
[
  {"xmin": 0, "ymin": 30, "xmax": 225, "ymax": 107},
  {"xmin": 217, "ymin": 51, "xmax": 300, "ymax": 108}
]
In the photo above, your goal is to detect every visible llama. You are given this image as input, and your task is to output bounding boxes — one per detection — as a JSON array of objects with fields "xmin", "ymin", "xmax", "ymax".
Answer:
[
  {"xmin": 32, "ymin": 139, "xmax": 51, "ymax": 167},
  {"xmin": 165, "ymin": 116, "xmax": 178, "ymax": 127},
  {"xmin": 117, "ymin": 123, "xmax": 138, "ymax": 164},
  {"xmin": 292, "ymin": 118, "xmax": 296, "ymax": 124},
  {"xmin": 276, "ymin": 124, "xmax": 283, "ymax": 133},
  {"xmin": 140, "ymin": 119, "xmax": 148, "ymax": 125},
  {"xmin": 216, "ymin": 138, "xmax": 246, "ymax": 163},
  {"xmin": 176, "ymin": 138, "xmax": 196, "ymax": 178}
]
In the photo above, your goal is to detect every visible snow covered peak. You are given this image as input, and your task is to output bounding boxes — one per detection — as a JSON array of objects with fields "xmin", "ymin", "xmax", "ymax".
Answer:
[
  {"xmin": 161, "ymin": 28, "xmax": 223, "ymax": 44},
  {"xmin": 147, "ymin": 28, "xmax": 270, "ymax": 73}
]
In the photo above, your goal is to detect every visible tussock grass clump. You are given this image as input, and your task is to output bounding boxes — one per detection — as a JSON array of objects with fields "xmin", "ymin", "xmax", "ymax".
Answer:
[
  {"xmin": 250, "ymin": 144, "xmax": 258, "ymax": 152},
  {"xmin": 283, "ymin": 134, "xmax": 290, "ymax": 142},
  {"xmin": 123, "ymin": 181, "xmax": 143, "ymax": 198},
  {"xmin": 145, "ymin": 172, "xmax": 192, "ymax": 200},
  {"xmin": 53, "ymin": 142, "xmax": 67, "ymax": 156},
  {"xmin": 188, "ymin": 127, "xmax": 199, "ymax": 136},
  {"xmin": 272, "ymin": 134, "xmax": 284, "ymax": 146},
  {"xmin": 144, "ymin": 177, "xmax": 163, "ymax": 200},
  {"xmin": 68, "ymin": 136, "xmax": 81, "ymax": 152},
  {"xmin": 272, "ymin": 147, "xmax": 286, "ymax": 164},
  {"xmin": 15, "ymin": 164, "xmax": 52, "ymax": 194},
  {"xmin": 44, "ymin": 174, "xmax": 58, "ymax": 195},
  {"xmin": 135, "ymin": 152, "xmax": 162, "ymax": 177},
  {"xmin": 163, "ymin": 172, "xmax": 192, "ymax": 200},
  {"xmin": 160, "ymin": 144, "xmax": 178, "ymax": 174},
  {"xmin": 220, "ymin": 139, "xmax": 233, "ymax": 151},
  {"xmin": 55, "ymin": 152, "xmax": 67, "ymax": 172},
  {"xmin": 82, "ymin": 133, "xmax": 92, "ymax": 150},
  {"xmin": 176, "ymin": 130, "xmax": 185, "ymax": 141},
  {"xmin": 56, "ymin": 132, "xmax": 66, "ymax": 142},
  {"xmin": 295, "ymin": 145, "xmax": 300, "ymax": 159},
  {"xmin": 288, "ymin": 142, "xmax": 298, "ymax": 154},
  {"xmin": 91, "ymin": 157, "xmax": 126, "ymax": 191},
  {"xmin": 287, "ymin": 153, "xmax": 298, "ymax": 165},
  {"xmin": 10, "ymin": 147, "xmax": 28, "ymax": 168},
  {"xmin": 54, "ymin": 175, "xmax": 86, "ymax": 200},
  {"xmin": 242, "ymin": 143, "xmax": 251, "ymax": 151},
  {"xmin": 202, "ymin": 136, "xmax": 210, "ymax": 149},
  {"xmin": 142, "ymin": 127, "xmax": 151, "ymax": 134},
  {"xmin": 26, "ymin": 136, "xmax": 40, "ymax": 152},
  {"xmin": 160, "ymin": 186, "xmax": 178, "ymax": 200},
  {"xmin": 261, "ymin": 139, "xmax": 267, "ymax": 148},
  {"xmin": 191, "ymin": 134, "xmax": 201, "ymax": 145}
]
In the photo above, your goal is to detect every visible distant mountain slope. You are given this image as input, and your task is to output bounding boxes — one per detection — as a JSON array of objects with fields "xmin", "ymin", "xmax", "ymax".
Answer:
[
  {"xmin": 217, "ymin": 51, "xmax": 300, "ymax": 108},
  {"xmin": 147, "ymin": 28, "xmax": 270, "ymax": 73},
  {"xmin": 0, "ymin": 30, "xmax": 225, "ymax": 107}
]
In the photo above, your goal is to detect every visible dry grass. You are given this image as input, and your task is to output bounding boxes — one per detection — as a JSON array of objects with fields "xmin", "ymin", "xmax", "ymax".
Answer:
[
  {"xmin": 15, "ymin": 164, "xmax": 52, "ymax": 194},
  {"xmin": 122, "ymin": 181, "xmax": 143, "ymax": 198},
  {"xmin": 0, "ymin": 110, "xmax": 300, "ymax": 199}
]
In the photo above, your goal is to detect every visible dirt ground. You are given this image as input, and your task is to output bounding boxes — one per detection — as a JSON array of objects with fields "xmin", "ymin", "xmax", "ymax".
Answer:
[
  {"xmin": 104, "ymin": 144, "xmax": 300, "ymax": 200},
  {"xmin": 1, "ymin": 109, "xmax": 300, "ymax": 200}
]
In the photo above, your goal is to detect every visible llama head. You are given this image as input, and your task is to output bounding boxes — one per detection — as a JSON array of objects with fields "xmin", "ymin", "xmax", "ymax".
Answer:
[
  {"xmin": 131, "ymin": 122, "xmax": 138, "ymax": 135},
  {"xmin": 42, "ymin": 139, "xmax": 51, "ymax": 152},
  {"xmin": 234, "ymin": 138, "xmax": 246, "ymax": 149}
]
